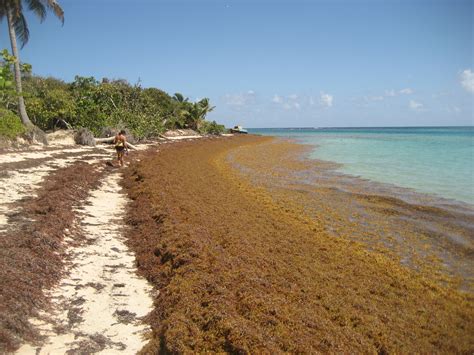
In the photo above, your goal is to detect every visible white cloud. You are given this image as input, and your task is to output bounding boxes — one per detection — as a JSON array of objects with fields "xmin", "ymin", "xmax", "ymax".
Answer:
[
  {"xmin": 409, "ymin": 100, "xmax": 423, "ymax": 111},
  {"xmin": 447, "ymin": 106, "xmax": 461, "ymax": 114},
  {"xmin": 320, "ymin": 93, "xmax": 333, "ymax": 107},
  {"xmin": 384, "ymin": 88, "xmax": 413, "ymax": 97},
  {"xmin": 282, "ymin": 102, "xmax": 300, "ymax": 110},
  {"xmin": 224, "ymin": 90, "xmax": 256, "ymax": 106},
  {"xmin": 272, "ymin": 93, "xmax": 302, "ymax": 110},
  {"xmin": 399, "ymin": 88, "xmax": 413, "ymax": 95},
  {"xmin": 272, "ymin": 94, "xmax": 282, "ymax": 103},
  {"xmin": 460, "ymin": 69, "xmax": 474, "ymax": 93},
  {"xmin": 365, "ymin": 95, "xmax": 384, "ymax": 102},
  {"xmin": 272, "ymin": 93, "xmax": 333, "ymax": 110},
  {"xmin": 432, "ymin": 91, "xmax": 450, "ymax": 98}
]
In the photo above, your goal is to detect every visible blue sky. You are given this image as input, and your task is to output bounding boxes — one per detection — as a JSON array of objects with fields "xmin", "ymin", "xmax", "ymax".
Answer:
[{"xmin": 1, "ymin": 0, "xmax": 472, "ymax": 127}]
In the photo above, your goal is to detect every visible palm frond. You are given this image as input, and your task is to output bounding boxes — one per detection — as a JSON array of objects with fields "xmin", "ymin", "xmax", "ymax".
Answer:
[
  {"xmin": 0, "ymin": 4, "xmax": 7, "ymax": 21},
  {"xmin": 14, "ymin": 12, "xmax": 29, "ymax": 47},
  {"xmin": 26, "ymin": 0, "xmax": 46, "ymax": 22},
  {"xmin": 45, "ymin": 0, "xmax": 64, "ymax": 24},
  {"xmin": 173, "ymin": 93, "xmax": 184, "ymax": 102},
  {"xmin": 9, "ymin": 1, "xmax": 20, "ymax": 20}
]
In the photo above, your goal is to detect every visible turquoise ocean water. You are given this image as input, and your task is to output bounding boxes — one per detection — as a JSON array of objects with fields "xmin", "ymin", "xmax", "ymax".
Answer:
[{"xmin": 249, "ymin": 127, "xmax": 474, "ymax": 205}]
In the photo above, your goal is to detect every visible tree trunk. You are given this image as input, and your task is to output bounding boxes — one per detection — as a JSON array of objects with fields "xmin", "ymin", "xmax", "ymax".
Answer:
[{"xmin": 6, "ymin": 9, "xmax": 32, "ymax": 127}]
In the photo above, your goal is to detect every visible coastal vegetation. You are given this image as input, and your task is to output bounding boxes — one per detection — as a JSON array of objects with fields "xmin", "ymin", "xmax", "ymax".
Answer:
[
  {"xmin": 0, "ymin": 46, "xmax": 224, "ymax": 142},
  {"xmin": 0, "ymin": 65, "xmax": 225, "ymax": 140},
  {"xmin": 0, "ymin": 107, "xmax": 25, "ymax": 138},
  {"xmin": 24, "ymin": 74, "xmax": 223, "ymax": 137}
]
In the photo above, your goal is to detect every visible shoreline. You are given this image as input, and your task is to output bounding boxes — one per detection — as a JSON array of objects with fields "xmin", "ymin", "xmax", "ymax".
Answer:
[
  {"xmin": 251, "ymin": 127, "xmax": 474, "ymax": 206},
  {"xmin": 121, "ymin": 135, "xmax": 474, "ymax": 352},
  {"xmin": 227, "ymin": 137, "xmax": 474, "ymax": 293}
]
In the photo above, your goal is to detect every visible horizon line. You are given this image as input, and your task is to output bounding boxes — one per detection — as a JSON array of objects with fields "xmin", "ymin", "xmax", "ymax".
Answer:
[{"xmin": 246, "ymin": 125, "xmax": 474, "ymax": 129}]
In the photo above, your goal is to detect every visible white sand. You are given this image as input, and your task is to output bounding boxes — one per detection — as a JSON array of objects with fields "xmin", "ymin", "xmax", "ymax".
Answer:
[
  {"xmin": 17, "ymin": 172, "xmax": 153, "ymax": 354},
  {"xmin": 0, "ymin": 146, "xmax": 101, "ymax": 164},
  {"xmin": 46, "ymin": 130, "xmax": 76, "ymax": 147},
  {"xmin": 0, "ymin": 147, "xmax": 111, "ymax": 232},
  {"xmin": 0, "ymin": 150, "xmax": 59, "ymax": 164},
  {"xmin": 0, "ymin": 158, "xmax": 76, "ymax": 232}
]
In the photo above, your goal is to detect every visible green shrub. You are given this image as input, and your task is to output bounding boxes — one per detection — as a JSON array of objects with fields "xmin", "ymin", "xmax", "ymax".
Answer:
[
  {"xmin": 23, "ymin": 76, "xmax": 76, "ymax": 130},
  {"xmin": 25, "ymin": 89, "xmax": 76, "ymax": 130},
  {"xmin": 0, "ymin": 109, "xmax": 26, "ymax": 139},
  {"xmin": 199, "ymin": 120, "xmax": 226, "ymax": 135}
]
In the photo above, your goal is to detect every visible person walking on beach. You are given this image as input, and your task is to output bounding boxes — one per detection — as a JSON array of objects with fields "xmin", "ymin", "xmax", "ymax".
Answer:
[{"xmin": 114, "ymin": 130, "xmax": 128, "ymax": 167}]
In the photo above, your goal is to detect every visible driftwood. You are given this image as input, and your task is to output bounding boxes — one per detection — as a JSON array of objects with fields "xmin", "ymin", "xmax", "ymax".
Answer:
[
  {"xmin": 54, "ymin": 119, "xmax": 73, "ymax": 130},
  {"xmin": 94, "ymin": 136, "xmax": 138, "ymax": 150},
  {"xmin": 95, "ymin": 137, "xmax": 114, "ymax": 143}
]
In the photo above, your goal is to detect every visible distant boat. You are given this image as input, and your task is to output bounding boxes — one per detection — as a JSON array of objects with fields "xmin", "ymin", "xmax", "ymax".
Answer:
[{"xmin": 230, "ymin": 125, "xmax": 248, "ymax": 134}]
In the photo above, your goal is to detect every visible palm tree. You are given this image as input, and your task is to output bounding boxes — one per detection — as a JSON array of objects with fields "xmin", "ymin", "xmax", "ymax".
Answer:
[
  {"xmin": 1, "ymin": 0, "xmax": 64, "ymax": 126},
  {"xmin": 172, "ymin": 92, "xmax": 189, "ymax": 103},
  {"xmin": 188, "ymin": 98, "xmax": 215, "ymax": 131},
  {"xmin": 197, "ymin": 98, "xmax": 215, "ymax": 118}
]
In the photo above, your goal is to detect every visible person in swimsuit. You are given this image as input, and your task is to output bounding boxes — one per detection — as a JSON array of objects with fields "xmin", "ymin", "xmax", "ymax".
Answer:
[{"xmin": 114, "ymin": 130, "xmax": 128, "ymax": 167}]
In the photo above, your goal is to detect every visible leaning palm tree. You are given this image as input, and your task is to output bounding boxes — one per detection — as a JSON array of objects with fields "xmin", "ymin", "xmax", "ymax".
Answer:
[
  {"xmin": 197, "ymin": 98, "xmax": 215, "ymax": 118},
  {"xmin": 0, "ymin": 0, "xmax": 64, "ymax": 126},
  {"xmin": 187, "ymin": 98, "xmax": 215, "ymax": 131}
]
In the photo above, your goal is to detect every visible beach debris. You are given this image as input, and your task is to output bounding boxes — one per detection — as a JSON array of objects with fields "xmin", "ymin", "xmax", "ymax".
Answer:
[
  {"xmin": 23, "ymin": 125, "xmax": 49, "ymax": 145},
  {"xmin": 159, "ymin": 129, "xmax": 202, "ymax": 140},
  {"xmin": 95, "ymin": 136, "xmax": 138, "ymax": 150},
  {"xmin": 121, "ymin": 136, "xmax": 474, "ymax": 354},
  {"xmin": 74, "ymin": 128, "xmax": 96, "ymax": 146}
]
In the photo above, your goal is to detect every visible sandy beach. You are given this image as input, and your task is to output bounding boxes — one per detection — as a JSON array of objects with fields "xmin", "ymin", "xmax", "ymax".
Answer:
[
  {"xmin": 1, "ymin": 0, "xmax": 471, "ymax": 352},
  {"xmin": 0, "ymin": 139, "xmax": 155, "ymax": 353},
  {"xmin": 1, "ymin": 135, "xmax": 473, "ymax": 353}
]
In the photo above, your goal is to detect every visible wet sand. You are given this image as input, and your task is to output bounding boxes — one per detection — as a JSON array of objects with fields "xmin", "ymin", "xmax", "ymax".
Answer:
[{"xmin": 122, "ymin": 135, "xmax": 474, "ymax": 353}]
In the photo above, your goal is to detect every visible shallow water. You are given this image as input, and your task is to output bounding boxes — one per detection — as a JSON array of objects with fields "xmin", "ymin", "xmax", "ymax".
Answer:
[
  {"xmin": 227, "ymin": 137, "xmax": 474, "ymax": 292},
  {"xmin": 250, "ymin": 127, "xmax": 474, "ymax": 205}
]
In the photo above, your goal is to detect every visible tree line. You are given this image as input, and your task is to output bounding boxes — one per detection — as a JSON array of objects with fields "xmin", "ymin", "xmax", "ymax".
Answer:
[{"xmin": 1, "ymin": 62, "xmax": 225, "ymax": 139}]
